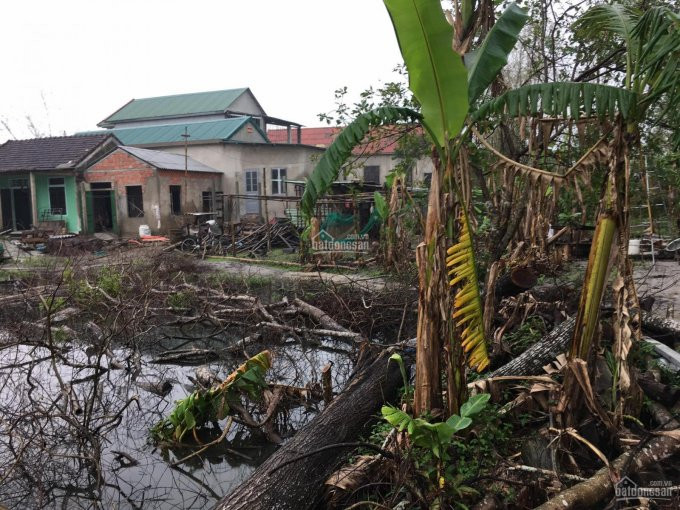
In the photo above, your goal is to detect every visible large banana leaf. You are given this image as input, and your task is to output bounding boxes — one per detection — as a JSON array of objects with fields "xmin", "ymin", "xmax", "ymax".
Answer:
[
  {"xmin": 633, "ymin": 7, "xmax": 680, "ymax": 72},
  {"xmin": 300, "ymin": 106, "xmax": 421, "ymax": 219},
  {"xmin": 470, "ymin": 82, "xmax": 637, "ymax": 123},
  {"xmin": 446, "ymin": 210, "xmax": 488, "ymax": 371},
  {"xmin": 384, "ymin": 0, "xmax": 468, "ymax": 147},
  {"xmin": 465, "ymin": 3, "xmax": 529, "ymax": 105},
  {"xmin": 632, "ymin": 7, "xmax": 680, "ymax": 116},
  {"xmin": 575, "ymin": 4, "xmax": 638, "ymax": 88}
]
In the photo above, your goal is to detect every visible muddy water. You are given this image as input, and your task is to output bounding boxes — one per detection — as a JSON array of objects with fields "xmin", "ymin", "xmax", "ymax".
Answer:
[{"xmin": 0, "ymin": 334, "xmax": 354, "ymax": 509}]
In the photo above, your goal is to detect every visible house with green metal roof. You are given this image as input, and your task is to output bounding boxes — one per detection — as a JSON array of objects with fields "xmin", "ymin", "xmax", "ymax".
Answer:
[
  {"xmin": 86, "ymin": 88, "xmax": 323, "ymax": 221},
  {"xmin": 98, "ymin": 88, "xmax": 254, "ymax": 127},
  {"xmin": 83, "ymin": 117, "xmax": 268, "ymax": 146},
  {"xmin": 97, "ymin": 88, "xmax": 300, "ymax": 137}
]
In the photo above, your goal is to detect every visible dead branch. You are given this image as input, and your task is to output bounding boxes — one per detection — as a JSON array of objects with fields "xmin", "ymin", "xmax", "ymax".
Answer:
[{"xmin": 535, "ymin": 402, "xmax": 680, "ymax": 509}]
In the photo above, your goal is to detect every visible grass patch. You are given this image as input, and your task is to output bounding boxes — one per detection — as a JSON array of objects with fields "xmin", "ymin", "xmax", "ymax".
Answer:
[{"xmin": 505, "ymin": 315, "xmax": 547, "ymax": 355}]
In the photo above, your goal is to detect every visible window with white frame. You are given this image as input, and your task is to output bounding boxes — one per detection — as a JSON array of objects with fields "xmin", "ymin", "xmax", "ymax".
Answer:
[
  {"xmin": 271, "ymin": 168, "xmax": 287, "ymax": 195},
  {"xmin": 245, "ymin": 170, "xmax": 258, "ymax": 193},
  {"xmin": 48, "ymin": 177, "xmax": 67, "ymax": 215}
]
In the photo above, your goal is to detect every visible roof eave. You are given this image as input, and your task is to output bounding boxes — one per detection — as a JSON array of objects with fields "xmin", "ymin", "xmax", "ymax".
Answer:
[
  {"xmin": 100, "ymin": 111, "xmax": 227, "ymax": 127},
  {"xmin": 97, "ymin": 98, "xmax": 136, "ymax": 128}
]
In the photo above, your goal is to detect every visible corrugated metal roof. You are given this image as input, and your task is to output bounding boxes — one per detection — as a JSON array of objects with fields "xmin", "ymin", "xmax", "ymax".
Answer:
[
  {"xmin": 101, "ymin": 88, "xmax": 249, "ymax": 124},
  {"xmin": 119, "ymin": 146, "xmax": 221, "ymax": 173},
  {"xmin": 80, "ymin": 117, "xmax": 265, "ymax": 146}
]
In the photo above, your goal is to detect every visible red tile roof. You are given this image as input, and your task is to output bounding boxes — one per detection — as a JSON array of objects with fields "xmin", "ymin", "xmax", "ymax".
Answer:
[{"xmin": 267, "ymin": 126, "xmax": 412, "ymax": 155}]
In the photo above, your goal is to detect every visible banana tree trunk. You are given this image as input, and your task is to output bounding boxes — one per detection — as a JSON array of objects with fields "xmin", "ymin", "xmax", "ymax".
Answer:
[
  {"xmin": 568, "ymin": 213, "xmax": 618, "ymax": 361},
  {"xmin": 414, "ymin": 158, "xmax": 466, "ymax": 416},
  {"xmin": 560, "ymin": 123, "xmax": 639, "ymax": 426},
  {"xmin": 414, "ymin": 163, "xmax": 445, "ymax": 413}
]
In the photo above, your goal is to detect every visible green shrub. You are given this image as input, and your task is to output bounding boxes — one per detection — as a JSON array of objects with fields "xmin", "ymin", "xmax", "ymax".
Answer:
[
  {"xmin": 168, "ymin": 291, "xmax": 192, "ymax": 310},
  {"xmin": 40, "ymin": 296, "xmax": 67, "ymax": 314},
  {"xmin": 506, "ymin": 316, "xmax": 546, "ymax": 355},
  {"xmin": 96, "ymin": 267, "xmax": 122, "ymax": 297}
]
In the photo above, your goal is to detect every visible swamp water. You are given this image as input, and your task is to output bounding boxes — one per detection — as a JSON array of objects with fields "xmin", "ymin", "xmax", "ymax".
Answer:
[{"xmin": 0, "ymin": 331, "xmax": 354, "ymax": 509}]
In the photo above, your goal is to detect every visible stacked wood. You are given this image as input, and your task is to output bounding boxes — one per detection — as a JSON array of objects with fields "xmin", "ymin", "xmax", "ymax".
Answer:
[{"xmin": 224, "ymin": 217, "xmax": 300, "ymax": 256}]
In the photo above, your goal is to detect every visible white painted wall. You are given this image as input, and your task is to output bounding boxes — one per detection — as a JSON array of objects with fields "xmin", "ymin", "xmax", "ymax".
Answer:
[
  {"xmin": 228, "ymin": 90, "xmax": 266, "ymax": 116},
  {"xmin": 146, "ymin": 140, "xmax": 433, "ymax": 221}
]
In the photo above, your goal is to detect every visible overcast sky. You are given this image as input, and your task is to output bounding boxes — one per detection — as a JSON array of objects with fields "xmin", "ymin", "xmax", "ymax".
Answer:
[{"xmin": 0, "ymin": 0, "xmax": 404, "ymax": 143}]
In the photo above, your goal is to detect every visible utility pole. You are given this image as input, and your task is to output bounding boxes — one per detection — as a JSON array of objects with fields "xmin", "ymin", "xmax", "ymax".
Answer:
[{"xmin": 181, "ymin": 127, "xmax": 190, "ymax": 217}]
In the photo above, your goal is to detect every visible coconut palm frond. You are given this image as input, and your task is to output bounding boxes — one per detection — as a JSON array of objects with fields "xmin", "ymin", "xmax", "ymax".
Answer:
[{"xmin": 447, "ymin": 212, "xmax": 488, "ymax": 371}]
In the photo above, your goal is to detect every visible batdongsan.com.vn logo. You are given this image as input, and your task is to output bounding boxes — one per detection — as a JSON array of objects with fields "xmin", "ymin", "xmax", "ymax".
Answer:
[
  {"xmin": 615, "ymin": 476, "xmax": 672, "ymax": 501},
  {"xmin": 310, "ymin": 229, "xmax": 370, "ymax": 253}
]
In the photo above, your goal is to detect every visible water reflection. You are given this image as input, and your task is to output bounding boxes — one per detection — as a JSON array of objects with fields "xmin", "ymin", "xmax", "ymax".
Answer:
[{"xmin": 0, "ymin": 331, "xmax": 353, "ymax": 509}]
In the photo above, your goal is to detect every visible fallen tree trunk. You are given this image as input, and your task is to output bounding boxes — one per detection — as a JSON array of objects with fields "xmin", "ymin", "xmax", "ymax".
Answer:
[
  {"xmin": 490, "ymin": 317, "xmax": 575, "ymax": 377},
  {"xmin": 641, "ymin": 311, "xmax": 680, "ymax": 346},
  {"xmin": 214, "ymin": 348, "xmax": 404, "ymax": 510},
  {"xmin": 293, "ymin": 298, "xmax": 358, "ymax": 337},
  {"xmin": 490, "ymin": 311, "xmax": 680, "ymax": 378},
  {"xmin": 534, "ymin": 401, "xmax": 680, "ymax": 510},
  {"xmin": 644, "ymin": 336, "xmax": 680, "ymax": 371}
]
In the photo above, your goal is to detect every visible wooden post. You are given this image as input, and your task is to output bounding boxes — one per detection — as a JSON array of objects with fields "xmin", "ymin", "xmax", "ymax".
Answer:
[
  {"xmin": 233, "ymin": 182, "xmax": 240, "ymax": 257},
  {"xmin": 321, "ymin": 362, "xmax": 333, "ymax": 404},
  {"xmin": 262, "ymin": 168, "xmax": 270, "ymax": 254},
  {"xmin": 229, "ymin": 195, "xmax": 236, "ymax": 257}
]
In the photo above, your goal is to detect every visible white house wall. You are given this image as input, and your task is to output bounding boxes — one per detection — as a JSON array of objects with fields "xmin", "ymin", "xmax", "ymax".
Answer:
[
  {"xmin": 229, "ymin": 90, "xmax": 266, "ymax": 116},
  {"xmin": 155, "ymin": 142, "xmax": 432, "ymax": 221},
  {"xmin": 348, "ymin": 154, "xmax": 434, "ymax": 186},
  {"xmin": 160, "ymin": 143, "xmax": 323, "ymax": 219}
]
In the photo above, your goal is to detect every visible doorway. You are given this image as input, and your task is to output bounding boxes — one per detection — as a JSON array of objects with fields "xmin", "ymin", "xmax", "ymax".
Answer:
[
  {"xmin": 93, "ymin": 191, "xmax": 114, "ymax": 232},
  {"xmin": 0, "ymin": 182, "xmax": 33, "ymax": 231},
  {"xmin": 1, "ymin": 189, "xmax": 12, "ymax": 230},
  {"xmin": 244, "ymin": 169, "xmax": 260, "ymax": 215},
  {"xmin": 86, "ymin": 184, "xmax": 117, "ymax": 233}
]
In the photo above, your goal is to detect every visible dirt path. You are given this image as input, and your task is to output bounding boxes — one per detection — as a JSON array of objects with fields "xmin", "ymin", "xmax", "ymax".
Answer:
[
  {"xmin": 201, "ymin": 258, "xmax": 391, "ymax": 291},
  {"xmin": 634, "ymin": 259, "xmax": 680, "ymax": 318}
]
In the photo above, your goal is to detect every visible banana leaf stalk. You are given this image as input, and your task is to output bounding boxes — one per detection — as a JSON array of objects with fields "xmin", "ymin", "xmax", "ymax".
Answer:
[
  {"xmin": 151, "ymin": 350, "xmax": 272, "ymax": 443},
  {"xmin": 569, "ymin": 215, "xmax": 617, "ymax": 361}
]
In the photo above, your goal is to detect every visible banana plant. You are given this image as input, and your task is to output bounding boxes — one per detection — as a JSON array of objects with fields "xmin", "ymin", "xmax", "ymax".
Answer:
[
  {"xmin": 564, "ymin": 5, "xmax": 678, "ymax": 423},
  {"xmin": 469, "ymin": 4, "xmax": 678, "ymax": 423},
  {"xmin": 151, "ymin": 350, "xmax": 272, "ymax": 442},
  {"xmin": 382, "ymin": 393, "xmax": 490, "ymax": 496},
  {"xmin": 300, "ymin": 0, "xmax": 529, "ymax": 415}
]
